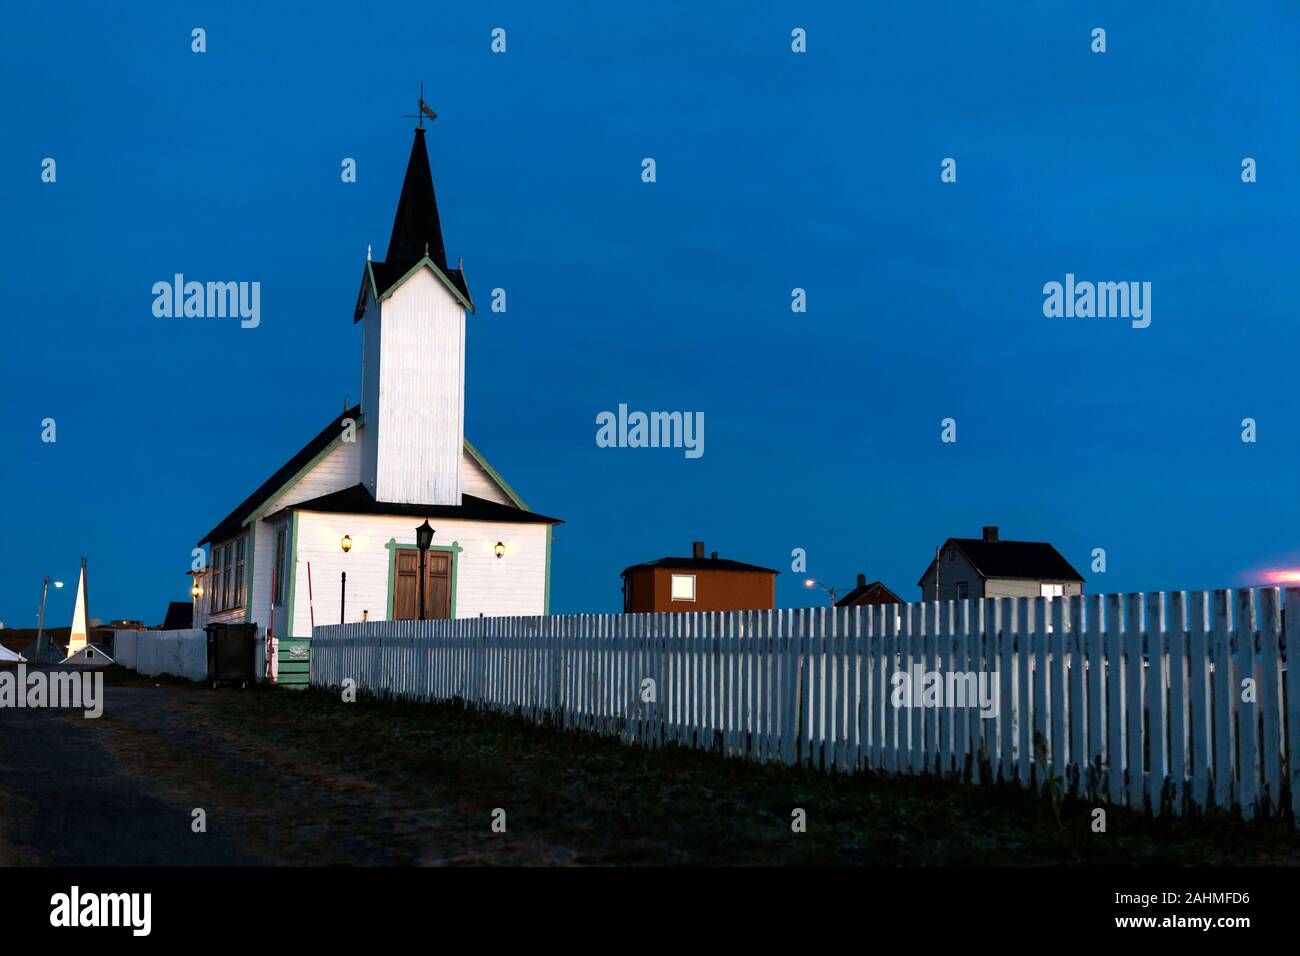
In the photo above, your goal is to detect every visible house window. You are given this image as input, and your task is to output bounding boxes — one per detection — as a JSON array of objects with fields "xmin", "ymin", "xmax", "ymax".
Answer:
[
  {"xmin": 222, "ymin": 544, "xmax": 234, "ymax": 610},
  {"xmin": 1041, "ymin": 583, "xmax": 1064, "ymax": 599},
  {"xmin": 947, "ymin": 549, "xmax": 955, "ymax": 561},
  {"xmin": 956, "ymin": 582, "xmax": 969, "ymax": 600},
  {"xmin": 234, "ymin": 538, "xmax": 246, "ymax": 609},
  {"xmin": 209, "ymin": 547, "xmax": 221, "ymax": 612},
  {"xmin": 274, "ymin": 529, "xmax": 288, "ymax": 605},
  {"xmin": 206, "ymin": 538, "xmax": 247, "ymax": 613},
  {"xmin": 670, "ymin": 574, "xmax": 696, "ymax": 602}
]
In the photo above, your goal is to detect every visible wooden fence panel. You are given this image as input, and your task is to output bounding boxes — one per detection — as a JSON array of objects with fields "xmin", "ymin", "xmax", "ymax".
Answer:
[{"xmin": 308, "ymin": 586, "xmax": 1300, "ymax": 826}]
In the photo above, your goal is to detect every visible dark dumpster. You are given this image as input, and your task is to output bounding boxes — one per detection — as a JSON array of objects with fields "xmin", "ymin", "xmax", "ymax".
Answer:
[{"xmin": 205, "ymin": 622, "xmax": 259, "ymax": 688}]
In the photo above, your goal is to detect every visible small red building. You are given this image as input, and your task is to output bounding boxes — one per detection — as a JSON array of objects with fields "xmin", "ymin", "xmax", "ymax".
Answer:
[
  {"xmin": 834, "ymin": 574, "xmax": 904, "ymax": 607},
  {"xmin": 621, "ymin": 541, "xmax": 778, "ymax": 613}
]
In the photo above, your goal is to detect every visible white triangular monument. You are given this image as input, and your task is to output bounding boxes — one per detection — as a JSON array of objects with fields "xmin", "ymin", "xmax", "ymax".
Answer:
[{"xmin": 66, "ymin": 557, "xmax": 90, "ymax": 658}]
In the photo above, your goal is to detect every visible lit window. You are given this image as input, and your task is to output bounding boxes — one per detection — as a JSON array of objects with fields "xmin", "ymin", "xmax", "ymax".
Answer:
[
  {"xmin": 1041, "ymin": 583, "xmax": 1064, "ymax": 599},
  {"xmin": 671, "ymin": 574, "xmax": 696, "ymax": 602}
]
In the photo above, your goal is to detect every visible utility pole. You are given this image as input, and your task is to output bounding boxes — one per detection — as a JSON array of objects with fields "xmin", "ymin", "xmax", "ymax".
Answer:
[{"xmin": 36, "ymin": 575, "xmax": 62, "ymax": 662}]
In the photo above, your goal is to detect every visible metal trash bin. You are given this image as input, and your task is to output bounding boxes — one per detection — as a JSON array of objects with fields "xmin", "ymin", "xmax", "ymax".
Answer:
[{"xmin": 205, "ymin": 623, "xmax": 259, "ymax": 689}]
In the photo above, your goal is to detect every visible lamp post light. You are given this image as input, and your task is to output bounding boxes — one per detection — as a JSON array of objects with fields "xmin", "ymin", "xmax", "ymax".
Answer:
[
  {"xmin": 415, "ymin": 520, "xmax": 435, "ymax": 621},
  {"xmin": 340, "ymin": 534, "xmax": 352, "ymax": 624},
  {"xmin": 803, "ymin": 577, "xmax": 842, "ymax": 606},
  {"xmin": 36, "ymin": 576, "xmax": 64, "ymax": 662}
]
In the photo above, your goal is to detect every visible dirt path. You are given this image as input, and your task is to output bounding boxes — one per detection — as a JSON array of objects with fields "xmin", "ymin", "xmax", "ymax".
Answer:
[
  {"xmin": 0, "ymin": 679, "xmax": 560, "ymax": 866},
  {"xmin": 0, "ymin": 686, "xmax": 264, "ymax": 865}
]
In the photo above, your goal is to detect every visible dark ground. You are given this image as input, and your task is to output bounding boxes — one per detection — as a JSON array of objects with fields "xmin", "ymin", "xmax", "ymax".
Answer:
[{"xmin": 2, "ymin": 665, "xmax": 1299, "ymax": 866}]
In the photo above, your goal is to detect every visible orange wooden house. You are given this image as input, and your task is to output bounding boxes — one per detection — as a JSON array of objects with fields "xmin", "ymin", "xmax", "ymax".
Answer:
[{"xmin": 620, "ymin": 541, "xmax": 778, "ymax": 613}]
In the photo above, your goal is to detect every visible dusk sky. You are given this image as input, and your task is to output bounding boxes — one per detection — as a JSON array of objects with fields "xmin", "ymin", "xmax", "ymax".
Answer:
[{"xmin": 3, "ymin": 2, "xmax": 1299, "ymax": 626}]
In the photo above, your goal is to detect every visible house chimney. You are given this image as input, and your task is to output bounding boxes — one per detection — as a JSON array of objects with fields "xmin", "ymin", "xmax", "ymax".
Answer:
[
  {"xmin": 857, "ymin": 573, "xmax": 866, "ymax": 587},
  {"xmin": 711, "ymin": 551, "xmax": 718, "ymax": 560},
  {"xmin": 692, "ymin": 541, "xmax": 705, "ymax": 559},
  {"xmin": 983, "ymin": 526, "xmax": 999, "ymax": 543}
]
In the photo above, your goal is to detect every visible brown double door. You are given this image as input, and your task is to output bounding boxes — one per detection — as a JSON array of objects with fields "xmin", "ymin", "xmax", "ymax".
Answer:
[{"xmin": 393, "ymin": 549, "xmax": 451, "ymax": 620}]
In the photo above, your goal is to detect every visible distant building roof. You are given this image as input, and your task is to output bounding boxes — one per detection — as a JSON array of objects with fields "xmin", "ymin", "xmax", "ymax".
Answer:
[
  {"xmin": 918, "ymin": 527, "xmax": 1084, "ymax": 585},
  {"xmin": 161, "ymin": 601, "xmax": 193, "ymax": 630},
  {"xmin": 835, "ymin": 576, "xmax": 904, "ymax": 607},
  {"xmin": 623, "ymin": 540, "xmax": 778, "ymax": 577}
]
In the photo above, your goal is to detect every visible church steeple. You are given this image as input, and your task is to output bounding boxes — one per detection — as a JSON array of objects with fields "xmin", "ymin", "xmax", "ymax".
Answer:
[
  {"xmin": 355, "ymin": 122, "xmax": 472, "ymax": 323},
  {"xmin": 385, "ymin": 127, "xmax": 447, "ymax": 275},
  {"xmin": 356, "ymin": 115, "xmax": 473, "ymax": 506}
]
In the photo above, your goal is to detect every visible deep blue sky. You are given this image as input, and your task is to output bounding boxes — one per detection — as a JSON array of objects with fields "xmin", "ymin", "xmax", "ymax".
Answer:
[{"xmin": 3, "ymin": 2, "xmax": 1299, "ymax": 626}]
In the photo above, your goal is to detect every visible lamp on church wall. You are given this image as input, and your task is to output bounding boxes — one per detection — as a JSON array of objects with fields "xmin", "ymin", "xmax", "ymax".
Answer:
[
  {"xmin": 415, "ymin": 520, "xmax": 435, "ymax": 621},
  {"xmin": 494, "ymin": 541, "xmax": 506, "ymax": 559}
]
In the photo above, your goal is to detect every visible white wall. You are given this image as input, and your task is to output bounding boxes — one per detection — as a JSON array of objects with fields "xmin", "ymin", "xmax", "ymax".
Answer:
[
  {"xmin": 461, "ymin": 450, "xmax": 513, "ymax": 505},
  {"xmin": 288, "ymin": 510, "xmax": 549, "ymax": 637},
  {"xmin": 274, "ymin": 437, "xmax": 361, "ymax": 510},
  {"xmin": 114, "ymin": 629, "xmax": 208, "ymax": 681},
  {"xmin": 369, "ymin": 268, "xmax": 466, "ymax": 506},
  {"xmin": 919, "ymin": 547, "xmax": 982, "ymax": 601},
  {"xmin": 360, "ymin": 284, "xmax": 382, "ymax": 497},
  {"xmin": 985, "ymin": 578, "xmax": 1085, "ymax": 599}
]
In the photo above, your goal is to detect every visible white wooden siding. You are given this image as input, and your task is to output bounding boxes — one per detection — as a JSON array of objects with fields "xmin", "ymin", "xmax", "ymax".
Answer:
[
  {"xmin": 919, "ymin": 547, "xmax": 981, "ymax": 601},
  {"xmin": 461, "ymin": 450, "xmax": 513, "ymax": 505},
  {"xmin": 985, "ymin": 578, "xmax": 1084, "ymax": 599},
  {"xmin": 311, "ymin": 588, "xmax": 1300, "ymax": 825},
  {"xmin": 359, "ymin": 286, "xmax": 382, "ymax": 497},
  {"xmin": 269, "ymin": 438, "xmax": 361, "ymax": 511},
  {"xmin": 288, "ymin": 510, "xmax": 548, "ymax": 637},
  {"xmin": 369, "ymin": 268, "xmax": 465, "ymax": 506}
]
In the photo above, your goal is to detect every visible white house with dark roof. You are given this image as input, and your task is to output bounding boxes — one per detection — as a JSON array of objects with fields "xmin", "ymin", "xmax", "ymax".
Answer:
[
  {"xmin": 918, "ymin": 526, "xmax": 1083, "ymax": 602},
  {"xmin": 193, "ymin": 121, "xmax": 561, "ymax": 646}
]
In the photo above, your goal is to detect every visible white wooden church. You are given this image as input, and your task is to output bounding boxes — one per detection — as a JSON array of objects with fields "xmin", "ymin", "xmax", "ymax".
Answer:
[{"xmin": 193, "ymin": 121, "xmax": 561, "ymax": 642}]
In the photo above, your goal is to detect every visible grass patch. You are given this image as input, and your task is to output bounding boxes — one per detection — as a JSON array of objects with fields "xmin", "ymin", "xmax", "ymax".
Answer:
[{"xmin": 161, "ymin": 679, "xmax": 1300, "ymax": 866}]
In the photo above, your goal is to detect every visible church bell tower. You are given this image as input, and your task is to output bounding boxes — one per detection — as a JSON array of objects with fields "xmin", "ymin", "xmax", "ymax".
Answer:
[{"xmin": 354, "ymin": 113, "xmax": 475, "ymax": 506}]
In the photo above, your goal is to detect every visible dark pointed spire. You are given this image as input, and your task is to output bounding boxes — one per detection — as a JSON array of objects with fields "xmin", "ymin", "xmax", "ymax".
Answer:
[
  {"xmin": 355, "ymin": 124, "xmax": 474, "ymax": 322},
  {"xmin": 385, "ymin": 127, "xmax": 447, "ymax": 274}
]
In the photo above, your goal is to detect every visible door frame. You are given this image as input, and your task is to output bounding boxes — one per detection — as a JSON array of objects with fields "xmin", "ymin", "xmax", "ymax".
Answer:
[{"xmin": 384, "ymin": 538, "xmax": 462, "ymax": 620}]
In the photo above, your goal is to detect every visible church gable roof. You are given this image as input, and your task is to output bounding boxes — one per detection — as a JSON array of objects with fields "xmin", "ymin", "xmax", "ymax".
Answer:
[
  {"xmin": 198, "ymin": 410, "xmax": 534, "ymax": 546},
  {"xmin": 198, "ymin": 405, "xmax": 361, "ymax": 545},
  {"xmin": 275, "ymin": 483, "xmax": 562, "ymax": 526}
]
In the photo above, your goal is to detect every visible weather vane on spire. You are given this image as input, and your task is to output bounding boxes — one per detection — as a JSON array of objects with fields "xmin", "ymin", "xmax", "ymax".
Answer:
[{"xmin": 404, "ymin": 81, "xmax": 438, "ymax": 129}]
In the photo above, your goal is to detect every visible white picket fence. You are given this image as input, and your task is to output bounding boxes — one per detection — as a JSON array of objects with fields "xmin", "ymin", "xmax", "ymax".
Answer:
[
  {"xmin": 113, "ymin": 628, "xmax": 208, "ymax": 681},
  {"xmin": 311, "ymin": 588, "xmax": 1300, "ymax": 823}
]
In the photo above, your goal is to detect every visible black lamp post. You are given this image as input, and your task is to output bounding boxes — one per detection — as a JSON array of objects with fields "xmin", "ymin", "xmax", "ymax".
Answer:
[
  {"xmin": 340, "ymin": 534, "xmax": 352, "ymax": 623},
  {"xmin": 415, "ymin": 520, "xmax": 434, "ymax": 620}
]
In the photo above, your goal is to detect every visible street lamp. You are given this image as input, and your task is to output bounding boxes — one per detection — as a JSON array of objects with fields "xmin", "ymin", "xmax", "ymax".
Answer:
[
  {"xmin": 36, "ymin": 576, "xmax": 64, "ymax": 662},
  {"xmin": 804, "ymin": 578, "xmax": 842, "ymax": 606},
  {"xmin": 340, "ymin": 534, "xmax": 352, "ymax": 624},
  {"xmin": 415, "ymin": 520, "xmax": 435, "ymax": 620}
]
